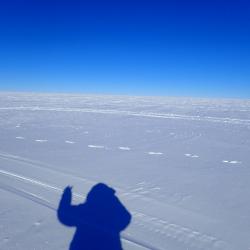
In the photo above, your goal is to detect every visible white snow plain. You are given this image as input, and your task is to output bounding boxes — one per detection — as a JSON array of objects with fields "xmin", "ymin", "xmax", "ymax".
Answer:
[{"xmin": 0, "ymin": 92, "xmax": 250, "ymax": 250}]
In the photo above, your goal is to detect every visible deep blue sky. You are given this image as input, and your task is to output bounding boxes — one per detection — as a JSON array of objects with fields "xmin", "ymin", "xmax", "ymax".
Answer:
[{"xmin": 0, "ymin": 0, "xmax": 249, "ymax": 98}]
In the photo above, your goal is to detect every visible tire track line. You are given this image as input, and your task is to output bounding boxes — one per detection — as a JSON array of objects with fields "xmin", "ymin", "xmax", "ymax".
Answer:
[
  {"xmin": 0, "ymin": 173, "xmax": 162, "ymax": 250},
  {"xmin": 0, "ymin": 167, "xmax": 230, "ymax": 250},
  {"xmin": 0, "ymin": 106, "xmax": 249, "ymax": 125}
]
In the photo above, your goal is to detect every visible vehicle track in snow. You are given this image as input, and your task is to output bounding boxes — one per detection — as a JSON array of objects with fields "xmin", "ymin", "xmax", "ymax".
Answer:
[
  {"xmin": 0, "ymin": 151, "xmax": 232, "ymax": 250},
  {"xmin": 0, "ymin": 169, "xmax": 229, "ymax": 250},
  {"xmin": 0, "ymin": 171, "xmax": 163, "ymax": 250},
  {"xmin": 0, "ymin": 106, "xmax": 250, "ymax": 126}
]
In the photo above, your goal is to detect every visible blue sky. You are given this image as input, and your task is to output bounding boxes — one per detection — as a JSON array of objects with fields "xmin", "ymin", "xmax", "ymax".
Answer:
[{"xmin": 0, "ymin": 0, "xmax": 249, "ymax": 98}]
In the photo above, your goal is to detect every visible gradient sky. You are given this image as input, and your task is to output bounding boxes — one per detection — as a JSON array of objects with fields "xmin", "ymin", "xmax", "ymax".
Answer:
[{"xmin": 0, "ymin": 0, "xmax": 249, "ymax": 98}]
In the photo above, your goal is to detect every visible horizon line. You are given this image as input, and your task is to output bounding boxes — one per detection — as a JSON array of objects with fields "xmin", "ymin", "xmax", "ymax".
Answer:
[{"xmin": 0, "ymin": 89, "xmax": 250, "ymax": 101}]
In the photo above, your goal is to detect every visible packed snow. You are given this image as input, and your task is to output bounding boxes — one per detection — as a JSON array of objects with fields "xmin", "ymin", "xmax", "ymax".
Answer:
[{"xmin": 0, "ymin": 92, "xmax": 250, "ymax": 250}]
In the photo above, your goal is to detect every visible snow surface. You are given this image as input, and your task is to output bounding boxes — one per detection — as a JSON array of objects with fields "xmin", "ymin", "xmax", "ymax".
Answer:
[{"xmin": 0, "ymin": 92, "xmax": 250, "ymax": 250}]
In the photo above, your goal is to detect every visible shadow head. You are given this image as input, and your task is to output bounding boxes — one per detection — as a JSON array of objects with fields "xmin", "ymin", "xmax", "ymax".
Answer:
[{"xmin": 86, "ymin": 183, "xmax": 116, "ymax": 204}]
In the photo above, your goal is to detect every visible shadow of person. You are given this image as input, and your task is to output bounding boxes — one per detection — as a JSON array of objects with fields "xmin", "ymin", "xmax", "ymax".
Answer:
[{"xmin": 57, "ymin": 183, "xmax": 131, "ymax": 250}]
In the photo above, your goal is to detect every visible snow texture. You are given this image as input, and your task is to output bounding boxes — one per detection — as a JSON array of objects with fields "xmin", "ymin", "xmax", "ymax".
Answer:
[{"xmin": 0, "ymin": 92, "xmax": 250, "ymax": 250}]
